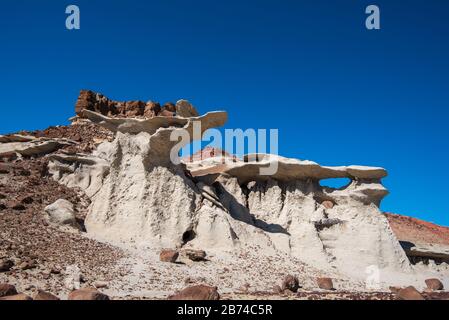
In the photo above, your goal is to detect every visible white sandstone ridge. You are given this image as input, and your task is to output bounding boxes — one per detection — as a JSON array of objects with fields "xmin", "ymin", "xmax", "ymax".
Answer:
[{"xmin": 49, "ymin": 99, "xmax": 413, "ymax": 282}]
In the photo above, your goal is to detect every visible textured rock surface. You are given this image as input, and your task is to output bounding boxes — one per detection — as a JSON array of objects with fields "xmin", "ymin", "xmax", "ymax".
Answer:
[{"xmin": 44, "ymin": 199, "xmax": 80, "ymax": 230}]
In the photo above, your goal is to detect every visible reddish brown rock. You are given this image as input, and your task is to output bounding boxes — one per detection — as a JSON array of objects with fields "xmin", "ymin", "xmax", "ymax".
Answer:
[
  {"xmin": 160, "ymin": 249, "xmax": 179, "ymax": 263},
  {"xmin": 0, "ymin": 293, "xmax": 32, "ymax": 300},
  {"xmin": 425, "ymin": 278, "xmax": 444, "ymax": 291},
  {"xmin": 0, "ymin": 163, "xmax": 10, "ymax": 174},
  {"xmin": 168, "ymin": 285, "xmax": 220, "ymax": 300},
  {"xmin": 68, "ymin": 288, "xmax": 110, "ymax": 300},
  {"xmin": 0, "ymin": 284, "xmax": 18, "ymax": 297},
  {"xmin": 162, "ymin": 102, "xmax": 176, "ymax": 113},
  {"xmin": 123, "ymin": 101, "xmax": 145, "ymax": 117},
  {"xmin": 397, "ymin": 286, "xmax": 425, "ymax": 300},
  {"xmin": 316, "ymin": 277, "xmax": 334, "ymax": 290},
  {"xmin": 0, "ymin": 259, "xmax": 14, "ymax": 272},
  {"xmin": 33, "ymin": 290, "xmax": 60, "ymax": 300},
  {"xmin": 144, "ymin": 101, "xmax": 161, "ymax": 118},
  {"xmin": 281, "ymin": 275, "xmax": 300, "ymax": 293},
  {"xmin": 321, "ymin": 201, "xmax": 334, "ymax": 209},
  {"xmin": 184, "ymin": 249, "xmax": 207, "ymax": 262}
]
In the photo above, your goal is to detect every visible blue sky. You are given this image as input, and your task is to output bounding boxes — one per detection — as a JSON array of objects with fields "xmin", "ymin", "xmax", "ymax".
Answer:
[{"xmin": 1, "ymin": 1, "xmax": 448, "ymax": 225}]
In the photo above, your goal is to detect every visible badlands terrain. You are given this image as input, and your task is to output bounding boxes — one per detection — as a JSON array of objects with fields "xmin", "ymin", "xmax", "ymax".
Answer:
[{"xmin": 1, "ymin": 90, "xmax": 448, "ymax": 300}]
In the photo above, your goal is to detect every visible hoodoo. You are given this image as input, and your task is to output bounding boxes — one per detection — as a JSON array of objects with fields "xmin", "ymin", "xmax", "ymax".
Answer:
[{"xmin": 46, "ymin": 90, "xmax": 423, "ymax": 284}]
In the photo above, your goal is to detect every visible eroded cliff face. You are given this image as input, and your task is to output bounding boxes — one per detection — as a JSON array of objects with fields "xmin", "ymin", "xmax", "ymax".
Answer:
[{"xmin": 47, "ymin": 92, "xmax": 413, "ymax": 281}]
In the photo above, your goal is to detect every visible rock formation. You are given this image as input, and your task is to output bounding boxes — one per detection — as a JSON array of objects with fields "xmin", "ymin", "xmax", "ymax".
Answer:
[{"xmin": 47, "ymin": 90, "xmax": 416, "ymax": 283}]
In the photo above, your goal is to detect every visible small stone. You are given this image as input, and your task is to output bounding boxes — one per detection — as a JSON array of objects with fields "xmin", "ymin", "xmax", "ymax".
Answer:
[
  {"xmin": 33, "ymin": 290, "xmax": 60, "ymax": 300},
  {"xmin": 0, "ymin": 163, "xmax": 10, "ymax": 174},
  {"xmin": 68, "ymin": 288, "xmax": 110, "ymax": 300},
  {"xmin": 322, "ymin": 201, "xmax": 334, "ymax": 209},
  {"xmin": 425, "ymin": 279, "xmax": 444, "ymax": 291},
  {"xmin": 0, "ymin": 259, "xmax": 14, "ymax": 272},
  {"xmin": 168, "ymin": 285, "xmax": 220, "ymax": 300},
  {"xmin": 19, "ymin": 195, "xmax": 33, "ymax": 204},
  {"xmin": 184, "ymin": 249, "xmax": 207, "ymax": 262},
  {"xmin": 281, "ymin": 275, "xmax": 300, "ymax": 293},
  {"xmin": 316, "ymin": 277, "xmax": 334, "ymax": 290},
  {"xmin": 160, "ymin": 249, "xmax": 179, "ymax": 263},
  {"xmin": 19, "ymin": 260, "xmax": 37, "ymax": 270},
  {"xmin": 0, "ymin": 284, "xmax": 18, "ymax": 297},
  {"xmin": 397, "ymin": 286, "xmax": 425, "ymax": 300}
]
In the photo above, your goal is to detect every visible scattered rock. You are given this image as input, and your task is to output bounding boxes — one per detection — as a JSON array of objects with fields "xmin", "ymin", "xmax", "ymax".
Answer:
[
  {"xmin": 397, "ymin": 286, "xmax": 425, "ymax": 300},
  {"xmin": 0, "ymin": 284, "xmax": 18, "ymax": 297},
  {"xmin": 0, "ymin": 293, "xmax": 33, "ymax": 300},
  {"xmin": 316, "ymin": 277, "xmax": 334, "ymax": 290},
  {"xmin": 68, "ymin": 288, "xmax": 110, "ymax": 300},
  {"xmin": 168, "ymin": 285, "xmax": 220, "ymax": 300},
  {"xmin": 184, "ymin": 249, "xmax": 207, "ymax": 262},
  {"xmin": 44, "ymin": 199, "xmax": 80, "ymax": 229},
  {"xmin": 425, "ymin": 279, "xmax": 444, "ymax": 291},
  {"xmin": 33, "ymin": 290, "xmax": 60, "ymax": 300},
  {"xmin": 0, "ymin": 259, "xmax": 14, "ymax": 272},
  {"xmin": 281, "ymin": 275, "xmax": 300, "ymax": 293},
  {"xmin": 160, "ymin": 249, "xmax": 179, "ymax": 263}
]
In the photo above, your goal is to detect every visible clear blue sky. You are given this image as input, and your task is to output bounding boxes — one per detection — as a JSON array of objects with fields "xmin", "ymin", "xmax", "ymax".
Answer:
[{"xmin": 1, "ymin": 1, "xmax": 448, "ymax": 225}]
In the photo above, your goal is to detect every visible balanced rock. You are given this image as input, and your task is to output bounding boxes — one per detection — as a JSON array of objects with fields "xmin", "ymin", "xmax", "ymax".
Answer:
[
  {"xmin": 0, "ymin": 284, "xmax": 18, "ymax": 297},
  {"xmin": 168, "ymin": 285, "xmax": 220, "ymax": 300},
  {"xmin": 160, "ymin": 249, "xmax": 179, "ymax": 263},
  {"xmin": 281, "ymin": 275, "xmax": 300, "ymax": 293},
  {"xmin": 68, "ymin": 288, "xmax": 110, "ymax": 300},
  {"xmin": 397, "ymin": 286, "xmax": 425, "ymax": 300},
  {"xmin": 425, "ymin": 279, "xmax": 444, "ymax": 291},
  {"xmin": 316, "ymin": 277, "xmax": 334, "ymax": 290}
]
